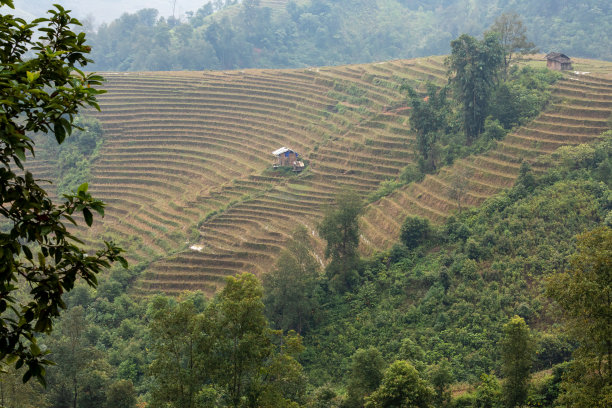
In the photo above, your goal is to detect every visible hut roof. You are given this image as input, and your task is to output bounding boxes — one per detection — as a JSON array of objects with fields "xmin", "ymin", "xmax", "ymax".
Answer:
[
  {"xmin": 546, "ymin": 52, "xmax": 571, "ymax": 63},
  {"xmin": 272, "ymin": 147, "xmax": 295, "ymax": 156}
]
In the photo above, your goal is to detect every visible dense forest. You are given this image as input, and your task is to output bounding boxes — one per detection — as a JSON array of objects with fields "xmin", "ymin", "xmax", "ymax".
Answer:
[{"xmin": 87, "ymin": 0, "xmax": 612, "ymax": 71}]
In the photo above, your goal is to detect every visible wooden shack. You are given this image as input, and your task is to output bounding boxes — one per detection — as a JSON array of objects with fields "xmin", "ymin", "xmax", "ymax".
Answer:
[
  {"xmin": 546, "ymin": 52, "xmax": 573, "ymax": 71},
  {"xmin": 272, "ymin": 147, "xmax": 304, "ymax": 172}
]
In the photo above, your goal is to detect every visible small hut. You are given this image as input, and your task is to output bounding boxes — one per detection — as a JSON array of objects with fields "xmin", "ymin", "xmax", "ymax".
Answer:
[
  {"xmin": 272, "ymin": 147, "xmax": 304, "ymax": 172},
  {"xmin": 546, "ymin": 52, "xmax": 573, "ymax": 71}
]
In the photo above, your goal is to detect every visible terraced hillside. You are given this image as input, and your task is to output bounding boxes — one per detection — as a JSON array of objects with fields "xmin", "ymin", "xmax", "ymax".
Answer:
[
  {"xmin": 75, "ymin": 57, "xmax": 448, "ymax": 295},
  {"xmin": 30, "ymin": 56, "xmax": 612, "ymax": 296},
  {"xmin": 360, "ymin": 65, "xmax": 612, "ymax": 252}
]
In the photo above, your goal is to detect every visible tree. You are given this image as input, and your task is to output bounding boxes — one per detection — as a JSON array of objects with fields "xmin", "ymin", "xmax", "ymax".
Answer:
[
  {"xmin": 547, "ymin": 226, "xmax": 612, "ymax": 407},
  {"xmin": 212, "ymin": 273, "xmax": 274, "ymax": 407},
  {"xmin": 105, "ymin": 380, "xmax": 137, "ymax": 408},
  {"xmin": 263, "ymin": 226, "xmax": 320, "ymax": 334},
  {"xmin": 486, "ymin": 13, "xmax": 536, "ymax": 77},
  {"xmin": 318, "ymin": 190, "xmax": 362, "ymax": 292},
  {"xmin": 406, "ymin": 83, "xmax": 450, "ymax": 172},
  {"xmin": 500, "ymin": 316, "xmax": 534, "ymax": 408},
  {"xmin": 447, "ymin": 33, "xmax": 504, "ymax": 142},
  {"xmin": 0, "ymin": 1, "xmax": 126, "ymax": 384},
  {"xmin": 474, "ymin": 374, "xmax": 501, "ymax": 408},
  {"xmin": 448, "ymin": 167, "xmax": 473, "ymax": 214},
  {"xmin": 400, "ymin": 216, "xmax": 431, "ymax": 249},
  {"xmin": 365, "ymin": 360, "xmax": 434, "ymax": 408},
  {"xmin": 148, "ymin": 294, "xmax": 212, "ymax": 408},
  {"xmin": 346, "ymin": 347, "xmax": 386, "ymax": 407},
  {"xmin": 428, "ymin": 361, "xmax": 453, "ymax": 408}
]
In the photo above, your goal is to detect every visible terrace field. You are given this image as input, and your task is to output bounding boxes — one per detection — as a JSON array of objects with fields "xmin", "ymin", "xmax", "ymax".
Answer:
[{"xmin": 29, "ymin": 56, "xmax": 612, "ymax": 296}]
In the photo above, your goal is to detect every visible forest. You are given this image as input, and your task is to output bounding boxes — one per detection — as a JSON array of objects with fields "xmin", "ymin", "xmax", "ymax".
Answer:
[
  {"xmin": 1, "ymin": 1, "xmax": 611, "ymax": 408},
  {"xmin": 86, "ymin": 0, "xmax": 612, "ymax": 71},
  {"xmin": 7, "ymin": 135, "xmax": 611, "ymax": 407}
]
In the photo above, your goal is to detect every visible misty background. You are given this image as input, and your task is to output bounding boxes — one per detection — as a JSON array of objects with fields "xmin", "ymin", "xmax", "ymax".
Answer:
[{"xmin": 4, "ymin": 0, "xmax": 209, "ymax": 26}]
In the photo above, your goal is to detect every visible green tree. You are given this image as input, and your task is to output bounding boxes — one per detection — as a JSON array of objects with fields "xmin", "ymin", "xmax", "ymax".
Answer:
[
  {"xmin": 486, "ymin": 13, "xmax": 536, "ymax": 77},
  {"xmin": 45, "ymin": 305, "xmax": 111, "ymax": 408},
  {"xmin": 0, "ymin": 1, "xmax": 126, "ymax": 384},
  {"xmin": 474, "ymin": 374, "xmax": 501, "ymax": 408},
  {"xmin": 428, "ymin": 361, "xmax": 453, "ymax": 408},
  {"xmin": 318, "ymin": 190, "xmax": 362, "ymax": 292},
  {"xmin": 365, "ymin": 360, "xmax": 434, "ymax": 408},
  {"xmin": 500, "ymin": 316, "xmax": 534, "ymax": 408},
  {"xmin": 212, "ymin": 273, "xmax": 274, "ymax": 407},
  {"xmin": 406, "ymin": 83, "xmax": 450, "ymax": 172},
  {"xmin": 346, "ymin": 347, "xmax": 386, "ymax": 407},
  {"xmin": 105, "ymin": 379, "xmax": 137, "ymax": 408},
  {"xmin": 263, "ymin": 226, "xmax": 320, "ymax": 334},
  {"xmin": 400, "ymin": 216, "xmax": 432, "ymax": 249},
  {"xmin": 547, "ymin": 226, "xmax": 612, "ymax": 407},
  {"xmin": 447, "ymin": 33, "xmax": 504, "ymax": 142},
  {"xmin": 148, "ymin": 294, "xmax": 212, "ymax": 408}
]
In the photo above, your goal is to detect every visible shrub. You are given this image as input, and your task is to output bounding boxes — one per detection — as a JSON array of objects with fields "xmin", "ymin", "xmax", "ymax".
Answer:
[{"xmin": 400, "ymin": 216, "xmax": 432, "ymax": 249}]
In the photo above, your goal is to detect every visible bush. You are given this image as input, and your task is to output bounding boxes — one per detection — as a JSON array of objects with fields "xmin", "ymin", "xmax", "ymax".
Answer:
[
  {"xmin": 400, "ymin": 216, "xmax": 432, "ymax": 249},
  {"xmin": 482, "ymin": 117, "xmax": 507, "ymax": 141}
]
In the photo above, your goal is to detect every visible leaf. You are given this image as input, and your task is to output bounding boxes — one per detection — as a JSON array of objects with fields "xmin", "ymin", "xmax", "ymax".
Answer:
[
  {"xmin": 37, "ymin": 252, "xmax": 45, "ymax": 268},
  {"xmin": 30, "ymin": 342, "xmax": 41, "ymax": 356},
  {"xmin": 22, "ymin": 369, "xmax": 32, "ymax": 384},
  {"xmin": 22, "ymin": 246, "xmax": 33, "ymax": 260},
  {"xmin": 77, "ymin": 182, "xmax": 88, "ymax": 193},
  {"xmin": 26, "ymin": 71, "xmax": 39, "ymax": 82},
  {"xmin": 54, "ymin": 121, "xmax": 66, "ymax": 144},
  {"xmin": 82, "ymin": 207, "xmax": 93, "ymax": 227},
  {"xmin": 118, "ymin": 256, "xmax": 129, "ymax": 269}
]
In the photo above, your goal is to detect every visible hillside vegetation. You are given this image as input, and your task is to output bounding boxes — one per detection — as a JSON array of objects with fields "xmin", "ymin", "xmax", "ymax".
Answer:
[{"xmin": 87, "ymin": 0, "xmax": 612, "ymax": 71}]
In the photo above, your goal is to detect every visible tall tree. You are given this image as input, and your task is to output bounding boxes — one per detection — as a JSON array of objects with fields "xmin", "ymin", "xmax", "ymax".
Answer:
[
  {"xmin": 0, "ymin": 0, "xmax": 125, "ymax": 384},
  {"xmin": 406, "ymin": 83, "xmax": 450, "ymax": 172},
  {"xmin": 212, "ymin": 273, "xmax": 273, "ymax": 407},
  {"xmin": 500, "ymin": 316, "xmax": 534, "ymax": 408},
  {"xmin": 263, "ymin": 226, "xmax": 320, "ymax": 334},
  {"xmin": 318, "ymin": 190, "xmax": 362, "ymax": 292},
  {"xmin": 346, "ymin": 347, "xmax": 386, "ymax": 408},
  {"xmin": 365, "ymin": 360, "xmax": 434, "ymax": 408},
  {"xmin": 447, "ymin": 33, "xmax": 504, "ymax": 142},
  {"xmin": 548, "ymin": 226, "xmax": 612, "ymax": 407},
  {"xmin": 487, "ymin": 13, "xmax": 537, "ymax": 76},
  {"xmin": 148, "ymin": 294, "xmax": 212, "ymax": 408}
]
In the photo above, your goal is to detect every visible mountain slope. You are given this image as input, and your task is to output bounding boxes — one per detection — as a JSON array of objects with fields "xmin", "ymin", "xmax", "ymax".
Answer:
[{"xmin": 25, "ymin": 56, "xmax": 612, "ymax": 295}]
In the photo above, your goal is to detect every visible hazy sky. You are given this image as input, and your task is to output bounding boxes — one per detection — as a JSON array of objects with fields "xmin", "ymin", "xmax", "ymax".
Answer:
[{"xmin": 3, "ymin": 1, "xmax": 211, "ymax": 26}]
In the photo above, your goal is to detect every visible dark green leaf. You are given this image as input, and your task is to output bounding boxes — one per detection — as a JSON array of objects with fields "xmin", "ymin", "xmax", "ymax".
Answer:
[{"xmin": 82, "ymin": 207, "xmax": 93, "ymax": 227}]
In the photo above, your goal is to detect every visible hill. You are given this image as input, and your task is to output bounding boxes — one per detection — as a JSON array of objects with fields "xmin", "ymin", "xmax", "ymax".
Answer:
[
  {"xmin": 26, "ymin": 56, "xmax": 612, "ymax": 296},
  {"xmin": 87, "ymin": 0, "xmax": 612, "ymax": 71}
]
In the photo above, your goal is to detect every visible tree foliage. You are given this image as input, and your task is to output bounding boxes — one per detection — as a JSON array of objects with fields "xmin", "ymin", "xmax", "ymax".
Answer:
[
  {"xmin": 400, "ymin": 216, "xmax": 432, "ymax": 250},
  {"xmin": 548, "ymin": 226, "xmax": 612, "ymax": 407},
  {"xmin": 486, "ymin": 13, "xmax": 537, "ymax": 76},
  {"xmin": 84, "ymin": 1, "xmax": 612, "ymax": 72},
  {"xmin": 365, "ymin": 360, "xmax": 434, "ymax": 408},
  {"xmin": 500, "ymin": 315, "xmax": 533, "ymax": 408},
  {"xmin": 0, "ymin": 0, "xmax": 126, "ymax": 384},
  {"xmin": 263, "ymin": 226, "xmax": 320, "ymax": 334},
  {"xmin": 406, "ymin": 83, "xmax": 451, "ymax": 172},
  {"xmin": 447, "ymin": 33, "xmax": 504, "ymax": 141},
  {"xmin": 345, "ymin": 347, "xmax": 386, "ymax": 407},
  {"xmin": 318, "ymin": 190, "xmax": 362, "ymax": 292},
  {"xmin": 148, "ymin": 274, "xmax": 306, "ymax": 408}
]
